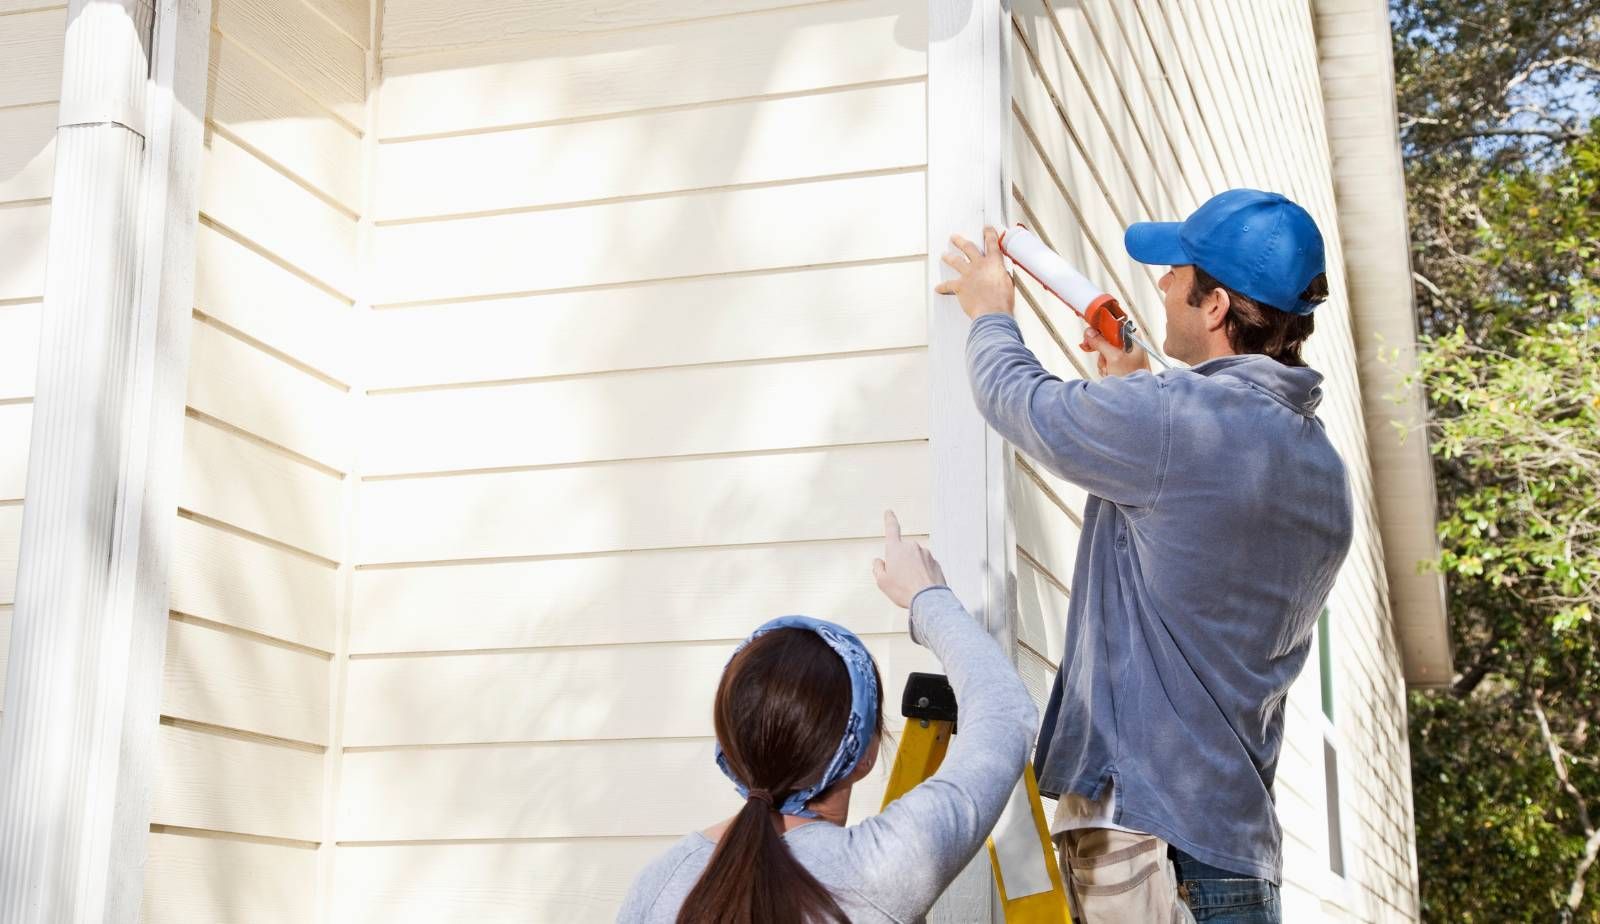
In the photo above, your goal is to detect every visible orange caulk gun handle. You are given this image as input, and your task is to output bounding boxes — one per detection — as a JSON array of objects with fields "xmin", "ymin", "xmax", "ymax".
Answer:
[{"xmin": 1082, "ymin": 294, "xmax": 1132, "ymax": 353}]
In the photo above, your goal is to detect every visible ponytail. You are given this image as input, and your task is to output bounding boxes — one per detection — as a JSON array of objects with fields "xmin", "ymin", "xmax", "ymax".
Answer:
[
  {"xmin": 675, "ymin": 790, "xmax": 846, "ymax": 924},
  {"xmin": 676, "ymin": 628, "xmax": 881, "ymax": 924}
]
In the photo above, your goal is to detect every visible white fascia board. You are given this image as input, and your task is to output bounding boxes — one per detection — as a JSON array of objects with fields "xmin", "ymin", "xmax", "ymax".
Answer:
[{"xmin": 1313, "ymin": 0, "xmax": 1452, "ymax": 688}]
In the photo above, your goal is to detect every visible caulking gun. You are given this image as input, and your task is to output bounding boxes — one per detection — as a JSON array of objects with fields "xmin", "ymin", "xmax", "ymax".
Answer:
[{"xmin": 997, "ymin": 225, "xmax": 1173, "ymax": 371}]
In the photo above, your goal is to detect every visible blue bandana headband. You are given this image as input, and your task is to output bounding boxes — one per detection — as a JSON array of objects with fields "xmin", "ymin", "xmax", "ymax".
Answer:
[{"xmin": 714, "ymin": 615, "xmax": 879, "ymax": 818}]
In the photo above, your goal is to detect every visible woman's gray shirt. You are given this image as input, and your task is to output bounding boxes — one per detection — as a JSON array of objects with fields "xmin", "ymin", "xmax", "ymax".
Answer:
[{"xmin": 616, "ymin": 587, "xmax": 1038, "ymax": 923}]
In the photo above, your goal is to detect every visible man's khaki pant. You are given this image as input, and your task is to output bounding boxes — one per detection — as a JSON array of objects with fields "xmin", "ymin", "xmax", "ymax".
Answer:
[{"xmin": 1056, "ymin": 828, "xmax": 1198, "ymax": 924}]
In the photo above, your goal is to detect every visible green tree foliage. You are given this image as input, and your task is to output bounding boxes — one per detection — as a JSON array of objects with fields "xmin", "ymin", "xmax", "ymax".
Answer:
[
  {"xmin": 1393, "ymin": 0, "xmax": 1600, "ymax": 342},
  {"xmin": 1411, "ymin": 304, "xmax": 1599, "ymax": 918},
  {"xmin": 1394, "ymin": 2, "xmax": 1600, "ymax": 919}
]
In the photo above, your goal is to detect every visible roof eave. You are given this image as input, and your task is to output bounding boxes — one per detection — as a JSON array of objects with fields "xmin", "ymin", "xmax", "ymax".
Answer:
[{"xmin": 1313, "ymin": 0, "xmax": 1453, "ymax": 689}]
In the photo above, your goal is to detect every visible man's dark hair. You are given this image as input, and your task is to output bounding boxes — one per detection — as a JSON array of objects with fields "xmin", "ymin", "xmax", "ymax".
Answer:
[{"xmin": 1186, "ymin": 267, "xmax": 1327, "ymax": 367}]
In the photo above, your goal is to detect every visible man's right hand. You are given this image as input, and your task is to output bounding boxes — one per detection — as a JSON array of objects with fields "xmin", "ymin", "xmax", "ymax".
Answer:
[
  {"xmin": 872, "ymin": 510, "xmax": 947, "ymax": 609},
  {"xmin": 1080, "ymin": 326, "xmax": 1151, "ymax": 378}
]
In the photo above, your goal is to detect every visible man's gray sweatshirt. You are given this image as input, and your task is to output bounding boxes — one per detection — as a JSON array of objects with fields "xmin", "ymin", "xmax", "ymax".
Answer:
[
  {"xmin": 967, "ymin": 312, "xmax": 1353, "ymax": 883},
  {"xmin": 617, "ymin": 587, "xmax": 1037, "ymax": 923}
]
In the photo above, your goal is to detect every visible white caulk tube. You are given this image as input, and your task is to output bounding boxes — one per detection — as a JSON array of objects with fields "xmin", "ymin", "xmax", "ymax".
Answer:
[
  {"xmin": 997, "ymin": 225, "xmax": 1173, "ymax": 369},
  {"xmin": 998, "ymin": 226, "xmax": 1104, "ymax": 312}
]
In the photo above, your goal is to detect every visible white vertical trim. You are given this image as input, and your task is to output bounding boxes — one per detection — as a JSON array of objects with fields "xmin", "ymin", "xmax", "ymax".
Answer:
[
  {"xmin": 928, "ymin": 0, "xmax": 1013, "ymax": 650},
  {"xmin": 928, "ymin": 1, "xmax": 1013, "ymax": 921},
  {"xmin": 316, "ymin": 0, "xmax": 381, "ymax": 916},
  {"xmin": 0, "ymin": 0, "xmax": 210, "ymax": 920}
]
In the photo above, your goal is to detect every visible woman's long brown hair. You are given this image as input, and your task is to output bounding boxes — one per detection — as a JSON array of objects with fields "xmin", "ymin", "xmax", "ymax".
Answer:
[{"xmin": 676, "ymin": 628, "xmax": 884, "ymax": 924}]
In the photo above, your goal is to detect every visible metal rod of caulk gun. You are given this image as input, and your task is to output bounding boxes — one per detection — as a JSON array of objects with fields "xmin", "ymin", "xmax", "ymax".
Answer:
[
  {"xmin": 1117, "ymin": 324, "xmax": 1172, "ymax": 370},
  {"xmin": 997, "ymin": 225, "xmax": 1175, "ymax": 371}
]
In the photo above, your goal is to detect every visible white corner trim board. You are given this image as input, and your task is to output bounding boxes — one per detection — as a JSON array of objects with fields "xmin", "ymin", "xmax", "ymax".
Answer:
[
  {"xmin": 0, "ymin": 1, "xmax": 210, "ymax": 922},
  {"xmin": 927, "ymin": 1, "xmax": 1014, "ymax": 922},
  {"xmin": 928, "ymin": 0, "xmax": 1014, "ymax": 650}
]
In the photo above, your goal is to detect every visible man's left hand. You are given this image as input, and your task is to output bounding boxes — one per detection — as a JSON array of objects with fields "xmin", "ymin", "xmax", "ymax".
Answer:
[{"xmin": 935, "ymin": 227, "xmax": 1014, "ymax": 321}]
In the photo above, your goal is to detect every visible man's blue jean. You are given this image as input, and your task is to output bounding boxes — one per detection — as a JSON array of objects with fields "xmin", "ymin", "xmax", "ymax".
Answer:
[{"xmin": 1171, "ymin": 848, "xmax": 1282, "ymax": 923}]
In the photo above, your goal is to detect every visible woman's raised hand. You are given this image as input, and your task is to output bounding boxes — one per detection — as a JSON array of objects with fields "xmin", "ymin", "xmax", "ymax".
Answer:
[{"xmin": 872, "ymin": 510, "xmax": 947, "ymax": 609}]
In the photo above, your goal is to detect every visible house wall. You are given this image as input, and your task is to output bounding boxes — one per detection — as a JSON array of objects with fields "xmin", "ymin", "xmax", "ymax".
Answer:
[
  {"xmin": 332, "ymin": 1, "xmax": 938, "ymax": 919},
  {"xmin": 2, "ymin": 0, "xmax": 1424, "ymax": 920},
  {"xmin": 0, "ymin": 0, "xmax": 66, "ymax": 732},
  {"xmin": 138, "ymin": 0, "xmax": 368, "ymax": 919},
  {"xmin": 1004, "ymin": 1, "xmax": 1417, "ymax": 921}
]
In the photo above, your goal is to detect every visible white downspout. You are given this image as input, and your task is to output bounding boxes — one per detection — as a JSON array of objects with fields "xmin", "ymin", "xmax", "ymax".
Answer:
[{"xmin": 0, "ymin": 0, "xmax": 208, "ymax": 920}]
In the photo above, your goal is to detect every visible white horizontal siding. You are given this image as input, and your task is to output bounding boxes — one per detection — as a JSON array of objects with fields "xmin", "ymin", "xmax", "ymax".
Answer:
[
  {"xmin": 193, "ymin": 225, "xmax": 355, "ymax": 385},
  {"xmin": 362, "ymin": 259, "xmax": 925, "ymax": 390},
  {"xmin": 337, "ymin": 735, "xmax": 908, "ymax": 844},
  {"xmin": 351, "ymin": 537, "xmax": 902, "ymax": 654},
  {"xmin": 169, "ymin": 513, "xmax": 339, "ymax": 651},
  {"xmin": 199, "ymin": 130, "xmax": 358, "ymax": 298},
  {"xmin": 179, "ymin": 414, "xmax": 345, "ymax": 562},
  {"xmin": 361, "ymin": 350, "xmax": 928, "ymax": 476},
  {"xmin": 370, "ymin": 170, "xmax": 926, "ymax": 305},
  {"xmin": 0, "ymin": 103, "xmax": 55, "ymax": 203},
  {"xmin": 357, "ymin": 442, "xmax": 932, "ymax": 565},
  {"xmin": 0, "ymin": 6, "xmax": 64, "ymax": 109},
  {"xmin": 336, "ymin": 3, "xmax": 933, "ymax": 919},
  {"xmin": 375, "ymin": 80, "xmax": 927, "ymax": 222},
  {"xmin": 145, "ymin": 0, "xmax": 366, "ymax": 918},
  {"xmin": 377, "ymin": 0, "xmax": 926, "ymax": 139},
  {"xmin": 382, "ymin": 0, "xmax": 821, "ymax": 56},
  {"xmin": 0, "ymin": 507, "xmax": 18, "ymax": 608},
  {"xmin": 0, "ymin": 405, "xmax": 30, "ymax": 501},
  {"xmin": 208, "ymin": 33, "xmax": 361, "ymax": 209},
  {"xmin": 332, "ymin": 840, "xmax": 674, "ymax": 924},
  {"xmin": 144, "ymin": 831, "xmax": 320, "ymax": 924},
  {"xmin": 0, "ymin": 200, "xmax": 50, "ymax": 303},
  {"xmin": 162, "ymin": 617, "xmax": 331, "ymax": 746},
  {"xmin": 0, "ymin": 0, "xmax": 61, "ymax": 735},
  {"xmin": 342, "ymin": 633, "xmax": 927, "ymax": 748},
  {"xmin": 152, "ymin": 720, "xmax": 324, "ymax": 843},
  {"xmin": 213, "ymin": 0, "xmax": 364, "ymax": 127}
]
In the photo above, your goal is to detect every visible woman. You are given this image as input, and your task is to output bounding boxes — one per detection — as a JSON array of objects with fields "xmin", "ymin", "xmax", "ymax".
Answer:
[{"xmin": 617, "ymin": 511, "xmax": 1037, "ymax": 923}]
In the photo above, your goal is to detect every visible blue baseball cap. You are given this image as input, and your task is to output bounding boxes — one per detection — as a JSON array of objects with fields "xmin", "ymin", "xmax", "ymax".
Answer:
[{"xmin": 1124, "ymin": 188, "xmax": 1326, "ymax": 315}]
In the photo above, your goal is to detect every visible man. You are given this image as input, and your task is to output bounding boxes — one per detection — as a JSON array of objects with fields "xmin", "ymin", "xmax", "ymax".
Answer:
[{"xmin": 935, "ymin": 189, "xmax": 1354, "ymax": 923}]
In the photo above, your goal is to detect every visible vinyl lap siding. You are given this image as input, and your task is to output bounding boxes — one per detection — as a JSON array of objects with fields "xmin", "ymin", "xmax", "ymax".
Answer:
[
  {"xmin": 141, "ymin": 0, "xmax": 367, "ymax": 919},
  {"xmin": 1005, "ymin": 1, "xmax": 1417, "ymax": 921},
  {"xmin": 0, "ymin": 1, "xmax": 1422, "ymax": 921},
  {"xmin": 334, "ymin": 1, "xmax": 934, "ymax": 919},
  {"xmin": 0, "ymin": 1, "xmax": 65, "ymax": 733}
]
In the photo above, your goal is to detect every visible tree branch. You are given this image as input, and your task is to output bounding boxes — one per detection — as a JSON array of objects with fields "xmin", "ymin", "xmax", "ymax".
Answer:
[
  {"xmin": 1422, "ymin": 126, "xmax": 1587, "ymax": 153},
  {"xmin": 1451, "ymin": 656, "xmax": 1497, "ymax": 697},
  {"xmin": 1564, "ymin": 830, "xmax": 1600, "ymax": 924},
  {"xmin": 1533, "ymin": 691, "xmax": 1600, "ymax": 921}
]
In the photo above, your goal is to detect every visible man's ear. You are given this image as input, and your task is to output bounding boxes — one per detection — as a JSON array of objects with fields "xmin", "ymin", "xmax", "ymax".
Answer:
[{"xmin": 1203, "ymin": 286, "xmax": 1231, "ymax": 333}]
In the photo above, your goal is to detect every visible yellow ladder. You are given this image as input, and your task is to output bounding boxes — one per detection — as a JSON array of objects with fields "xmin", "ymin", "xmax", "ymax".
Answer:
[{"xmin": 881, "ymin": 672, "xmax": 1072, "ymax": 924}]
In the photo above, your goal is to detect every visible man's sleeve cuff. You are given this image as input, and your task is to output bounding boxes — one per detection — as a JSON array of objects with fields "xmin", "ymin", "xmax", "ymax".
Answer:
[{"xmin": 969, "ymin": 312, "xmax": 1023, "ymax": 338}]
